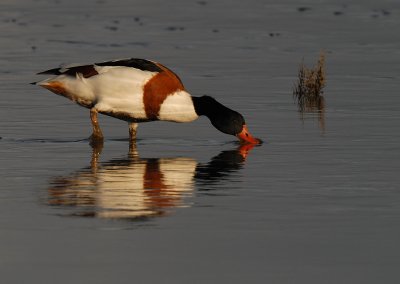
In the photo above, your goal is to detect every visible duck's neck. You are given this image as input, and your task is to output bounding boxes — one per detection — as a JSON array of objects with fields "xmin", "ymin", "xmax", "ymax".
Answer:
[
  {"xmin": 191, "ymin": 95, "xmax": 244, "ymax": 136},
  {"xmin": 192, "ymin": 95, "xmax": 232, "ymax": 119}
]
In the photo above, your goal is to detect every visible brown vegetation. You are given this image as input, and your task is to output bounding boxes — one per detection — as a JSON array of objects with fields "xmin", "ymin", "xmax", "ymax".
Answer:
[
  {"xmin": 293, "ymin": 52, "xmax": 326, "ymax": 112},
  {"xmin": 293, "ymin": 52, "xmax": 326, "ymax": 131}
]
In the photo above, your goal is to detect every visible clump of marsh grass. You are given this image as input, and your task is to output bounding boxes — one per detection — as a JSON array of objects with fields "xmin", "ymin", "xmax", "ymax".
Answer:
[
  {"xmin": 293, "ymin": 52, "xmax": 326, "ymax": 112},
  {"xmin": 293, "ymin": 52, "xmax": 326, "ymax": 131}
]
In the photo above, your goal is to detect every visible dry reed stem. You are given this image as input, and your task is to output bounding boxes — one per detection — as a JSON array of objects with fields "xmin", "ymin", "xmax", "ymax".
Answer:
[
  {"xmin": 293, "ymin": 52, "xmax": 326, "ymax": 132},
  {"xmin": 293, "ymin": 52, "xmax": 326, "ymax": 112}
]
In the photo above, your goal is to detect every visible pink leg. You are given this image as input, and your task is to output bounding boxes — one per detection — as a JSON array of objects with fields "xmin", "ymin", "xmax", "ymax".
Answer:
[{"xmin": 89, "ymin": 108, "xmax": 104, "ymax": 144}]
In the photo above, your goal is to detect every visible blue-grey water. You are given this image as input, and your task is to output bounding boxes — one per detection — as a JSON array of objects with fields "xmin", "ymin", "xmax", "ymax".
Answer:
[{"xmin": 1, "ymin": 0, "xmax": 400, "ymax": 283}]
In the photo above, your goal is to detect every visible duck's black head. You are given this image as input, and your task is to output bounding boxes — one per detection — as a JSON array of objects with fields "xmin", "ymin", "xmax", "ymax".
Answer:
[{"xmin": 192, "ymin": 96, "xmax": 261, "ymax": 144}]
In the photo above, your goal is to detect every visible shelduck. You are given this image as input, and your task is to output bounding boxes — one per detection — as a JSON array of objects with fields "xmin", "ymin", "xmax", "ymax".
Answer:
[{"xmin": 33, "ymin": 58, "xmax": 261, "ymax": 144}]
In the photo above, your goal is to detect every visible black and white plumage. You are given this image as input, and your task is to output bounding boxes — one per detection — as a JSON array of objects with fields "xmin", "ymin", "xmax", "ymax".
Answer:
[{"xmin": 34, "ymin": 58, "xmax": 261, "ymax": 144}]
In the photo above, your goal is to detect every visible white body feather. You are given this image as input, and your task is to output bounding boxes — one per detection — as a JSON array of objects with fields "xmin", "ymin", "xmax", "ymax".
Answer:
[{"xmin": 38, "ymin": 65, "xmax": 198, "ymax": 123}]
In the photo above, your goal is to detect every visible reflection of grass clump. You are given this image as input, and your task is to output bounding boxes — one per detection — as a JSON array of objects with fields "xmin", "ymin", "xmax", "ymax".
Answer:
[{"xmin": 293, "ymin": 52, "xmax": 326, "ymax": 112}]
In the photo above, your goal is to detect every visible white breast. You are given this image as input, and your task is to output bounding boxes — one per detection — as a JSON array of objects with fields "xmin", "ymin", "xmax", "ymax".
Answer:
[{"xmin": 158, "ymin": 90, "xmax": 199, "ymax": 122}]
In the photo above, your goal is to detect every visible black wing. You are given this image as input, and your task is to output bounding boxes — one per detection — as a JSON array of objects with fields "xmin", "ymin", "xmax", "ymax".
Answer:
[
  {"xmin": 37, "ymin": 64, "xmax": 99, "ymax": 78},
  {"xmin": 95, "ymin": 58, "xmax": 162, "ymax": 72},
  {"xmin": 37, "ymin": 58, "xmax": 162, "ymax": 79}
]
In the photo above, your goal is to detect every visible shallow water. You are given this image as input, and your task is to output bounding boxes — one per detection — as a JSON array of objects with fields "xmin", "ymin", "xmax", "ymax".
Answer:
[{"xmin": 1, "ymin": 0, "xmax": 400, "ymax": 283}]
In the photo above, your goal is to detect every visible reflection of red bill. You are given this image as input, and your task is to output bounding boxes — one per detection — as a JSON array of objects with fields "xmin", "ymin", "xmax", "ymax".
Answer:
[
  {"xmin": 236, "ymin": 125, "xmax": 262, "ymax": 145},
  {"xmin": 238, "ymin": 143, "xmax": 257, "ymax": 159}
]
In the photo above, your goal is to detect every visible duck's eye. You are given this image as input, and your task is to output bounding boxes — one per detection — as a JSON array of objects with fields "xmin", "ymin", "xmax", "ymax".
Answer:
[{"xmin": 245, "ymin": 133, "xmax": 249, "ymax": 137}]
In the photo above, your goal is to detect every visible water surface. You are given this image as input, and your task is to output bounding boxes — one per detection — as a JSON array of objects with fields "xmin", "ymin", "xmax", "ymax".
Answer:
[{"xmin": 1, "ymin": 0, "xmax": 400, "ymax": 283}]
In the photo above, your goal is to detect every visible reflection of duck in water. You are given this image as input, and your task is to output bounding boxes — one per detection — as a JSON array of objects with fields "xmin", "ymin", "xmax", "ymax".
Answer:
[
  {"xmin": 48, "ymin": 143, "xmax": 255, "ymax": 220},
  {"xmin": 195, "ymin": 144, "xmax": 254, "ymax": 184}
]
